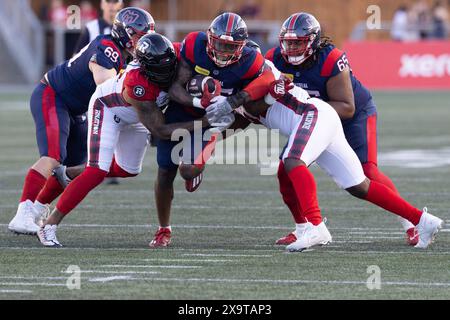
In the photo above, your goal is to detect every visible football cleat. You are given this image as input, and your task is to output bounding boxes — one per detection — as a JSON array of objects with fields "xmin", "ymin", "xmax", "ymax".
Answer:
[
  {"xmin": 52, "ymin": 165, "xmax": 72, "ymax": 188},
  {"xmin": 405, "ymin": 227, "xmax": 419, "ymax": 246},
  {"xmin": 149, "ymin": 227, "xmax": 172, "ymax": 248},
  {"xmin": 8, "ymin": 200, "xmax": 41, "ymax": 235},
  {"xmin": 286, "ymin": 222, "xmax": 332, "ymax": 252},
  {"xmin": 275, "ymin": 232, "xmax": 297, "ymax": 245},
  {"xmin": 275, "ymin": 223, "xmax": 308, "ymax": 245},
  {"xmin": 414, "ymin": 208, "xmax": 443, "ymax": 249},
  {"xmin": 37, "ymin": 225, "xmax": 62, "ymax": 247},
  {"xmin": 185, "ymin": 172, "xmax": 203, "ymax": 193},
  {"xmin": 34, "ymin": 201, "xmax": 51, "ymax": 227}
]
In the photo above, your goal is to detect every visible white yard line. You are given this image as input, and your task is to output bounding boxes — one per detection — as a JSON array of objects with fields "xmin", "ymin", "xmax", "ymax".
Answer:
[
  {"xmin": 75, "ymin": 270, "xmax": 161, "ymax": 274},
  {"xmin": 88, "ymin": 276, "xmax": 133, "ymax": 283},
  {"xmin": 5, "ymin": 223, "xmax": 448, "ymax": 232},
  {"xmin": 0, "ymin": 282, "xmax": 66, "ymax": 287},
  {"xmin": 124, "ymin": 276, "xmax": 450, "ymax": 287},
  {"xmin": 181, "ymin": 253, "xmax": 273, "ymax": 257},
  {"xmin": 0, "ymin": 289, "xmax": 33, "ymax": 293},
  {"xmin": 141, "ymin": 259, "xmax": 235, "ymax": 263},
  {"xmin": 99, "ymin": 265, "xmax": 203, "ymax": 269}
]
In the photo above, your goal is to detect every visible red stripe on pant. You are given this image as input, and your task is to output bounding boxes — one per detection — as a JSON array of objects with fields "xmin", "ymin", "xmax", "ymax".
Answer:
[
  {"xmin": 41, "ymin": 86, "xmax": 60, "ymax": 161},
  {"xmin": 89, "ymin": 100, "xmax": 105, "ymax": 168},
  {"xmin": 366, "ymin": 114, "xmax": 377, "ymax": 165},
  {"xmin": 287, "ymin": 106, "xmax": 318, "ymax": 159}
]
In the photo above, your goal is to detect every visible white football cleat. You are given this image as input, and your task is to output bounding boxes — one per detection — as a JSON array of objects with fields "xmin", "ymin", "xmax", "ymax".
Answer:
[
  {"xmin": 8, "ymin": 200, "xmax": 41, "ymax": 235},
  {"xmin": 37, "ymin": 225, "xmax": 62, "ymax": 247},
  {"xmin": 414, "ymin": 208, "xmax": 443, "ymax": 249},
  {"xmin": 286, "ymin": 221, "xmax": 332, "ymax": 252},
  {"xmin": 34, "ymin": 201, "xmax": 51, "ymax": 227}
]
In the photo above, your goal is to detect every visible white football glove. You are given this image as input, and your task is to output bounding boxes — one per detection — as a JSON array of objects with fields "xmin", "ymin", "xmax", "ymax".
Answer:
[
  {"xmin": 156, "ymin": 92, "xmax": 170, "ymax": 109},
  {"xmin": 205, "ymin": 95, "xmax": 233, "ymax": 124},
  {"xmin": 209, "ymin": 112, "xmax": 235, "ymax": 133}
]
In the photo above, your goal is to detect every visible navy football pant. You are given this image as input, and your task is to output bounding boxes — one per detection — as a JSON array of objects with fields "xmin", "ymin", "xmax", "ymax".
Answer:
[{"xmin": 30, "ymin": 82, "xmax": 87, "ymax": 167}]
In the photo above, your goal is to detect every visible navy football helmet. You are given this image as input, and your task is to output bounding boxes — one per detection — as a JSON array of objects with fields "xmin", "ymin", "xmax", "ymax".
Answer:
[
  {"xmin": 206, "ymin": 12, "xmax": 248, "ymax": 68},
  {"xmin": 111, "ymin": 7, "xmax": 155, "ymax": 53},
  {"xmin": 135, "ymin": 33, "xmax": 177, "ymax": 88},
  {"xmin": 279, "ymin": 12, "xmax": 321, "ymax": 65}
]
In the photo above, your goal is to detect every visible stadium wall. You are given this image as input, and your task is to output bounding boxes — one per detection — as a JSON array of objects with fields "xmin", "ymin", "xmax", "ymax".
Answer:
[
  {"xmin": 343, "ymin": 41, "xmax": 450, "ymax": 90},
  {"xmin": 30, "ymin": 0, "xmax": 443, "ymax": 47}
]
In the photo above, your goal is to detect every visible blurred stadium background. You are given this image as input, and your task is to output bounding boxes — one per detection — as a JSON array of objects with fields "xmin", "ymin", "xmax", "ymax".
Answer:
[
  {"xmin": 0, "ymin": 0, "xmax": 449, "ymax": 87},
  {"xmin": 0, "ymin": 0, "xmax": 449, "ymax": 300}
]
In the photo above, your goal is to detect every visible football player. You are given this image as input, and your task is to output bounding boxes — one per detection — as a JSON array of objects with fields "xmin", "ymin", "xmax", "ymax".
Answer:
[
  {"xmin": 241, "ymin": 72, "xmax": 443, "ymax": 251},
  {"xmin": 37, "ymin": 33, "xmax": 217, "ymax": 247},
  {"xmin": 150, "ymin": 12, "xmax": 275, "ymax": 247},
  {"xmin": 8, "ymin": 7, "xmax": 155, "ymax": 235},
  {"xmin": 265, "ymin": 12, "xmax": 419, "ymax": 246}
]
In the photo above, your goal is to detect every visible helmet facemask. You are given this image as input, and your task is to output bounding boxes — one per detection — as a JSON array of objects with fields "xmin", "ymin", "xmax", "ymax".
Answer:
[
  {"xmin": 207, "ymin": 31, "xmax": 246, "ymax": 68},
  {"xmin": 141, "ymin": 57, "xmax": 177, "ymax": 89},
  {"xmin": 124, "ymin": 25, "xmax": 155, "ymax": 55},
  {"xmin": 280, "ymin": 33, "xmax": 317, "ymax": 66}
]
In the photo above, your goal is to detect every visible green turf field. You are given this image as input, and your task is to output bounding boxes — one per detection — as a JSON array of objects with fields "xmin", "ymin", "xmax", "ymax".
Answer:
[{"xmin": 0, "ymin": 90, "xmax": 449, "ymax": 300}]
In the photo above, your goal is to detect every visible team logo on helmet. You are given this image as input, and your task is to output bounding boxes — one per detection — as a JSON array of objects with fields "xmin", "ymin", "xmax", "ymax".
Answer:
[
  {"xmin": 122, "ymin": 10, "xmax": 140, "ymax": 24},
  {"xmin": 133, "ymin": 85, "xmax": 146, "ymax": 97}
]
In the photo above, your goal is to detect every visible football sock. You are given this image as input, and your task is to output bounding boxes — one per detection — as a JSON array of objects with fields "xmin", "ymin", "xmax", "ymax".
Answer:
[
  {"xmin": 287, "ymin": 165, "xmax": 322, "ymax": 226},
  {"xmin": 159, "ymin": 226, "xmax": 172, "ymax": 231},
  {"xmin": 362, "ymin": 162, "xmax": 399, "ymax": 194},
  {"xmin": 56, "ymin": 167, "xmax": 108, "ymax": 215},
  {"xmin": 277, "ymin": 161, "xmax": 306, "ymax": 224},
  {"xmin": 362, "ymin": 162, "xmax": 415, "ymax": 230},
  {"xmin": 35, "ymin": 175, "xmax": 64, "ymax": 205},
  {"xmin": 106, "ymin": 158, "xmax": 137, "ymax": 178},
  {"xmin": 20, "ymin": 169, "xmax": 47, "ymax": 202},
  {"xmin": 364, "ymin": 180, "xmax": 422, "ymax": 225}
]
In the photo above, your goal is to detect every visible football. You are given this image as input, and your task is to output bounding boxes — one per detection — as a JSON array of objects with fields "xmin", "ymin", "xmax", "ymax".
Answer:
[{"xmin": 186, "ymin": 74, "xmax": 219, "ymax": 98}]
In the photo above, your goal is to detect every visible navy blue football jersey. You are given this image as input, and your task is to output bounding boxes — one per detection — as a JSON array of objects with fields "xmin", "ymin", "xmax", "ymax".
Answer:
[
  {"xmin": 46, "ymin": 35, "xmax": 125, "ymax": 115},
  {"xmin": 266, "ymin": 44, "xmax": 372, "ymax": 119},
  {"xmin": 181, "ymin": 31, "xmax": 265, "ymax": 97}
]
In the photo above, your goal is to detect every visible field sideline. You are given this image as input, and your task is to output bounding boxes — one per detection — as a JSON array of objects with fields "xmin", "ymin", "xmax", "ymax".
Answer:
[{"xmin": 0, "ymin": 90, "xmax": 449, "ymax": 300}]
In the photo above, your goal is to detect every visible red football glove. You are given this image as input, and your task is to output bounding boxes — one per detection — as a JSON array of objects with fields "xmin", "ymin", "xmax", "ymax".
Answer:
[
  {"xmin": 200, "ymin": 79, "xmax": 222, "ymax": 108},
  {"xmin": 268, "ymin": 78, "xmax": 294, "ymax": 100}
]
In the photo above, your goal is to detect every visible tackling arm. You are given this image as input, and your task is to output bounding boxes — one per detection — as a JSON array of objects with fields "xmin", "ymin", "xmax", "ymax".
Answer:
[
  {"xmin": 227, "ymin": 65, "xmax": 276, "ymax": 109},
  {"xmin": 168, "ymin": 58, "xmax": 195, "ymax": 107},
  {"xmin": 123, "ymin": 88, "xmax": 208, "ymax": 140}
]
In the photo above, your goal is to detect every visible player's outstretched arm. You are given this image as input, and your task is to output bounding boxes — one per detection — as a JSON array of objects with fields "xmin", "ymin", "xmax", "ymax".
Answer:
[
  {"xmin": 326, "ymin": 67, "xmax": 356, "ymax": 120},
  {"xmin": 123, "ymin": 88, "xmax": 208, "ymax": 140},
  {"xmin": 89, "ymin": 62, "xmax": 118, "ymax": 86},
  {"xmin": 205, "ymin": 65, "xmax": 275, "ymax": 124},
  {"xmin": 168, "ymin": 58, "xmax": 196, "ymax": 107}
]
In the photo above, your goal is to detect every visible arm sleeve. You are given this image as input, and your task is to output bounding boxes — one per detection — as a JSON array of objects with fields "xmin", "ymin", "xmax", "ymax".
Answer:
[
  {"xmin": 320, "ymin": 48, "xmax": 347, "ymax": 78},
  {"xmin": 241, "ymin": 52, "xmax": 275, "ymax": 100},
  {"xmin": 123, "ymin": 69, "xmax": 159, "ymax": 102},
  {"xmin": 180, "ymin": 32, "xmax": 199, "ymax": 67},
  {"xmin": 90, "ymin": 39, "xmax": 124, "ymax": 71},
  {"xmin": 264, "ymin": 48, "xmax": 276, "ymax": 62}
]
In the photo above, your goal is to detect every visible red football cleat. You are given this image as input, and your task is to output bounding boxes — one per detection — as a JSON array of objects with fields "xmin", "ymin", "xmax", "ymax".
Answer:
[
  {"xmin": 275, "ymin": 232, "xmax": 297, "ymax": 245},
  {"xmin": 406, "ymin": 227, "xmax": 419, "ymax": 246},
  {"xmin": 185, "ymin": 172, "xmax": 203, "ymax": 193},
  {"xmin": 149, "ymin": 227, "xmax": 171, "ymax": 248}
]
